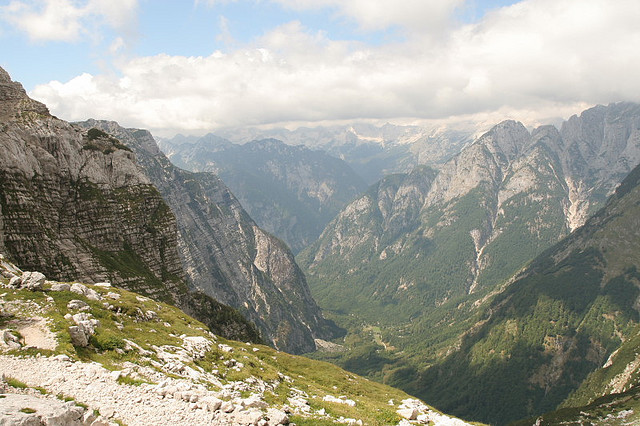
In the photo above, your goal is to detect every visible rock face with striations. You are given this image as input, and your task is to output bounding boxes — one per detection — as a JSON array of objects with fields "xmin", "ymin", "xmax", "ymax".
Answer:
[
  {"xmin": 77, "ymin": 120, "xmax": 339, "ymax": 354},
  {"xmin": 0, "ymin": 67, "xmax": 259, "ymax": 343}
]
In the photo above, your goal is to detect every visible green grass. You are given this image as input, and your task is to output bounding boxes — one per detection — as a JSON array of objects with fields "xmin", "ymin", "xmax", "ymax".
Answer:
[
  {"xmin": 0, "ymin": 267, "xmax": 479, "ymax": 426},
  {"xmin": 4, "ymin": 376, "xmax": 29, "ymax": 389}
]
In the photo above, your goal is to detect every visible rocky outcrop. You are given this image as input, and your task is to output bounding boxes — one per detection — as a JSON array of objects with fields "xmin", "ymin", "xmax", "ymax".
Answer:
[
  {"xmin": 0, "ymin": 67, "xmax": 259, "ymax": 344},
  {"xmin": 0, "ymin": 393, "xmax": 112, "ymax": 426},
  {"xmin": 76, "ymin": 120, "xmax": 339, "ymax": 354}
]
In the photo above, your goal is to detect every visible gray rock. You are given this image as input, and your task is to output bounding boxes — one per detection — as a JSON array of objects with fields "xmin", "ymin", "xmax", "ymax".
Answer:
[
  {"xmin": 68, "ymin": 325, "xmax": 90, "ymax": 347},
  {"xmin": 67, "ymin": 300, "xmax": 89, "ymax": 310},
  {"xmin": 2, "ymin": 329, "xmax": 21, "ymax": 349},
  {"xmin": 266, "ymin": 408, "xmax": 289, "ymax": 425},
  {"xmin": 51, "ymin": 283, "xmax": 71, "ymax": 292},
  {"xmin": 20, "ymin": 271, "xmax": 46, "ymax": 291},
  {"xmin": 0, "ymin": 393, "xmax": 86, "ymax": 426},
  {"xmin": 8, "ymin": 276, "xmax": 21, "ymax": 288}
]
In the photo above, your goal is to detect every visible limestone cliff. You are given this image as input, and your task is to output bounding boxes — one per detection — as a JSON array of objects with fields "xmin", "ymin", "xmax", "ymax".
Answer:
[
  {"xmin": 0, "ymin": 67, "xmax": 259, "ymax": 343},
  {"xmin": 76, "ymin": 120, "xmax": 339, "ymax": 354}
]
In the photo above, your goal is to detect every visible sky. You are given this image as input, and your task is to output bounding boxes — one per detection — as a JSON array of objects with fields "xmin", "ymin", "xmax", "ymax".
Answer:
[{"xmin": 2, "ymin": 0, "xmax": 640, "ymax": 137}]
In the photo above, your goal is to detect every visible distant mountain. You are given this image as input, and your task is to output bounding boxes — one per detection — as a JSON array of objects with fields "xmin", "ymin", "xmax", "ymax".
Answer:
[
  {"xmin": 210, "ymin": 123, "xmax": 476, "ymax": 184},
  {"xmin": 160, "ymin": 136, "xmax": 367, "ymax": 253},
  {"xmin": 299, "ymin": 103, "xmax": 640, "ymax": 424},
  {"xmin": 0, "ymin": 67, "xmax": 259, "ymax": 343},
  {"xmin": 419, "ymin": 161, "xmax": 640, "ymax": 424},
  {"xmin": 78, "ymin": 120, "xmax": 340, "ymax": 354}
]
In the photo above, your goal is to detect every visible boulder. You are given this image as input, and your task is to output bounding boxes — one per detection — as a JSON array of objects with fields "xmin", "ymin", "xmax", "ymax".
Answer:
[
  {"xmin": 70, "ymin": 283, "xmax": 101, "ymax": 301},
  {"xmin": 0, "ymin": 393, "xmax": 86, "ymax": 425},
  {"xmin": 266, "ymin": 408, "xmax": 289, "ymax": 425},
  {"xmin": 8, "ymin": 276, "xmax": 21, "ymax": 288},
  {"xmin": 51, "ymin": 283, "xmax": 71, "ymax": 292},
  {"xmin": 2, "ymin": 329, "xmax": 22, "ymax": 349},
  {"xmin": 200, "ymin": 396, "xmax": 222, "ymax": 412},
  {"xmin": 68, "ymin": 325, "xmax": 90, "ymax": 347},
  {"xmin": 233, "ymin": 410, "xmax": 263, "ymax": 425},
  {"xmin": 397, "ymin": 407, "xmax": 418, "ymax": 420},
  {"xmin": 21, "ymin": 271, "xmax": 46, "ymax": 291},
  {"xmin": 67, "ymin": 300, "xmax": 89, "ymax": 310}
]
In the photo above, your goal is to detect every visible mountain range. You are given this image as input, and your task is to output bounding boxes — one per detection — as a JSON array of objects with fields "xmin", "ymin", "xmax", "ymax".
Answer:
[
  {"xmin": 3, "ymin": 63, "xmax": 640, "ymax": 425},
  {"xmin": 299, "ymin": 102, "xmax": 640, "ymax": 424},
  {"xmin": 160, "ymin": 135, "xmax": 367, "ymax": 253},
  {"xmin": 0, "ymin": 67, "xmax": 334, "ymax": 355}
]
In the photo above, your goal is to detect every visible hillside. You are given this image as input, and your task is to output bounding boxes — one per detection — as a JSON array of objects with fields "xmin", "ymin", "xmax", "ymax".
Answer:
[
  {"xmin": 0, "ymin": 255, "xmax": 476, "ymax": 426},
  {"xmin": 415, "ymin": 162, "xmax": 640, "ymax": 424},
  {"xmin": 160, "ymin": 136, "xmax": 367, "ymax": 253},
  {"xmin": 299, "ymin": 104, "xmax": 640, "ymax": 424},
  {"xmin": 76, "ymin": 120, "xmax": 339, "ymax": 354}
]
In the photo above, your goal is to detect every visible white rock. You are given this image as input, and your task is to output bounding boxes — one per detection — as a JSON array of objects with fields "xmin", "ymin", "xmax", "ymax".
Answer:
[
  {"xmin": 51, "ymin": 283, "xmax": 71, "ymax": 292},
  {"xmin": 94, "ymin": 282, "xmax": 112, "ymax": 287},
  {"xmin": 266, "ymin": 408, "xmax": 289, "ymax": 425},
  {"xmin": 21, "ymin": 271, "xmax": 46, "ymax": 291},
  {"xmin": 221, "ymin": 401, "xmax": 235, "ymax": 413},
  {"xmin": 323, "ymin": 395, "xmax": 356, "ymax": 407},
  {"xmin": 70, "ymin": 283, "xmax": 89, "ymax": 295},
  {"xmin": 201, "ymin": 396, "xmax": 222, "ymax": 412},
  {"xmin": 0, "ymin": 393, "xmax": 85, "ymax": 426},
  {"xmin": 67, "ymin": 299, "xmax": 89, "ymax": 310},
  {"xmin": 397, "ymin": 407, "xmax": 418, "ymax": 420}
]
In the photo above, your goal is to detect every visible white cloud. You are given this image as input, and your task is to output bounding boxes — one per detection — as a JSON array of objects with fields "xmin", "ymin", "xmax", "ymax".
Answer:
[
  {"xmin": 2, "ymin": 0, "xmax": 85, "ymax": 41},
  {"xmin": 0, "ymin": 0, "xmax": 138, "ymax": 42},
  {"xmin": 29, "ymin": 0, "xmax": 640, "ymax": 136}
]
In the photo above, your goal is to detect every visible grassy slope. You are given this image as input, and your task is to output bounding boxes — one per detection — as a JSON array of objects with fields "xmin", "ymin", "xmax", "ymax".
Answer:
[{"xmin": 0, "ymin": 271, "xmax": 481, "ymax": 425}]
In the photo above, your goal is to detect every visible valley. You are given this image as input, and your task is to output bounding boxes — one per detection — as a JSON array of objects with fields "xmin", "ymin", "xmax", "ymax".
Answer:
[{"xmin": 2, "ymin": 63, "xmax": 640, "ymax": 426}]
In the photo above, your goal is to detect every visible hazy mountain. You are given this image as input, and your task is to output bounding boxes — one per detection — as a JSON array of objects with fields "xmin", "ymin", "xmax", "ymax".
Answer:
[
  {"xmin": 160, "ymin": 136, "xmax": 367, "ymax": 253},
  {"xmin": 77, "ymin": 120, "xmax": 340, "ymax": 354},
  {"xmin": 209, "ymin": 123, "xmax": 476, "ymax": 184}
]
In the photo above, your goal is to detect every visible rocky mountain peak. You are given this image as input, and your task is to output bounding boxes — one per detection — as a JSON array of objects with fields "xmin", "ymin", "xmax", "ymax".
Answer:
[
  {"xmin": 0, "ymin": 66, "xmax": 12, "ymax": 83},
  {"xmin": 479, "ymin": 119, "xmax": 531, "ymax": 164},
  {"xmin": 0, "ymin": 66, "xmax": 49, "ymax": 121}
]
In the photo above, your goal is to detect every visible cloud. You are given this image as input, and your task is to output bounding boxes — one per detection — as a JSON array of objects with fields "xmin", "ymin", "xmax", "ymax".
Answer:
[
  {"xmin": 0, "ymin": 0, "xmax": 138, "ymax": 42},
  {"xmin": 29, "ymin": 0, "xmax": 640, "ymax": 136}
]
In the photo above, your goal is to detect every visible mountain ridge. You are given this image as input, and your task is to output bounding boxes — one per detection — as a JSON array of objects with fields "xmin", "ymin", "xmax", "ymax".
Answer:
[{"xmin": 76, "ymin": 119, "xmax": 340, "ymax": 354}]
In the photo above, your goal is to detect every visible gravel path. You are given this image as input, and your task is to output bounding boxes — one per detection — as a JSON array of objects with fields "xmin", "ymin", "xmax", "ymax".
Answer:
[{"xmin": 0, "ymin": 355, "xmax": 242, "ymax": 425}]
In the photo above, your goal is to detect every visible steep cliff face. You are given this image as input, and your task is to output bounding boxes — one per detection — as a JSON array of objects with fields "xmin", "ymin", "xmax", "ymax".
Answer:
[
  {"xmin": 0, "ymin": 67, "xmax": 260, "ymax": 343},
  {"xmin": 77, "ymin": 120, "xmax": 338, "ymax": 354},
  {"xmin": 161, "ymin": 136, "xmax": 367, "ymax": 253}
]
